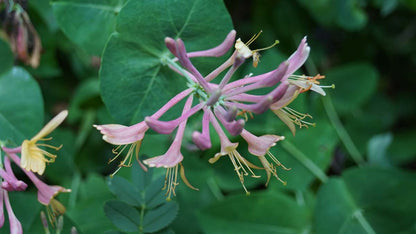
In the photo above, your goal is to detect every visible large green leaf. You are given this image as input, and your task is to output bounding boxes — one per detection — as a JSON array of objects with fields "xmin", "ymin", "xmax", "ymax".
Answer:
[
  {"xmin": 315, "ymin": 167, "xmax": 416, "ymax": 234},
  {"xmin": 0, "ymin": 67, "xmax": 44, "ymax": 144},
  {"xmin": 327, "ymin": 62, "xmax": 379, "ymax": 114},
  {"xmin": 199, "ymin": 192, "xmax": 311, "ymax": 234},
  {"xmin": 0, "ymin": 39, "xmax": 13, "ymax": 75},
  {"xmin": 52, "ymin": 0, "xmax": 127, "ymax": 55},
  {"xmin": 100, "ymin": 0, "xmax": 233, "ymax": 124}
]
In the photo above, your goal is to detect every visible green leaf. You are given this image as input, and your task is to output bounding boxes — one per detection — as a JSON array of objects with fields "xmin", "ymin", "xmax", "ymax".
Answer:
[
  {"xmin": 29, "ymin": 0, "xmax": 59, "ymax": 32},
  {"xmin": 315, "ymin": 167, "xmax": 416, "ymax": 234},
  {"xmin": 327, "ymin": 62, "xmax": 379, "ymax": 114},
  {"xmin": 52, "ymin": 0, "xmax": 127, "ymax": 55},
  {"xmin": 131, "ymin": 159, "xmax": 154, "ymax": 192},
  {"xmin": 68, "ymin": 78, "xmax": 101, "ymax": 123},
  {"xmin": 199, "ymin": 192, "xmax": 311, "ymax": 234},
  {"xmin": 388, "ymin": 129, "xmax": 416, "ymax": 165},
  {"xmin": 145, "ymin": 176, "xmax": 167, "ymax": 209},
  {"xmin": 108, "ymin": 176, "xmax": 143, "ymax": 206},
  {"xmin": 367, "ymin": 133, "xmax": 393, "ymax": 167},
  {"xmin": 335, "ymin": 0, "xmax": 368, "ymax": 31},
  {"xmin": 100, "ymin": 0, "xmax": 233, "ymax": 124},
  {"xmin": 104, "ymin": 200, "xmax": 141, "ymax": 233},
  {"xmin": 143, "ymin": 201, "xmax": 179, "ymax": 233},
  {"xmin": 0, "ymin": 39, "xmax": 13, "ymax": 75},
  {"xmin": 0, "ymin": 67, "xmax": 44, "ymax": 144}
]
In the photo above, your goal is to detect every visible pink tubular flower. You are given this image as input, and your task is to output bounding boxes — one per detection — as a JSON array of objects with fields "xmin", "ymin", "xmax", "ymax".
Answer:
[
  {"xmin": 144, "ymin": 95, "xmax": 198, "ymax": 199},
  {"xmin": 240, "ymin": 130, "xmax": 289, "ymax": 185},
  {"xmin": 94, "ymin": 121, "xmax": 148, "ymax": 173},
  {"xmin": 97, "ymin": 30, "xmax": 332, "ymax": 195},
  {"xmin": 2, "ymin": 190, "xmax": 23, "ymax": 234},
  {"xmin": 7, "ymin": 152, "xmax": 70, "ymax": 206}
]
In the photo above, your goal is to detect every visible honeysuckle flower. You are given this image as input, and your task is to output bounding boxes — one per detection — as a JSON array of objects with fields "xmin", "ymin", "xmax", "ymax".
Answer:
[
  {"xmin": 6, "ymin": 152, "xmax": 71, "ymax": 206},
  {"xmin": 1, "ymin": 189, "xmax": 23, "ymax": 234},
  {"xmin": 94, "ymin": 121, "xmax": 149, "ymax": 174},
  {"xmin": 144, "ymin": 96, "xmax": 198, "ymax": 199},
  {"xmin": 240, "ymin": 129, "xmax": 289, "ymax": 185},
  {"xmin": 97, "ymin": 29, "xmax": 332, "ymax": 195},
  {"xmin": 208, "ymin": 111, "xmax": 260, "ymax": 194},
  {"xmin": 0, "ymin": 147, "xmax": 70, "ymax": 230},
  {"xmin": 21, "ymin": 110, "xmax": 68, "ymax": 175}
]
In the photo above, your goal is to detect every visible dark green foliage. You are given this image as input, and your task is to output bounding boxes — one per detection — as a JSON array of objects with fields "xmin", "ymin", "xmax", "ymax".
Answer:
[
  {"xmin": 105, "ymin": 163, "xmax": 178, "ymax": 233},
  {"xmin": 0, "ymin": 0, "xmax": 415, "ymax": 233}
]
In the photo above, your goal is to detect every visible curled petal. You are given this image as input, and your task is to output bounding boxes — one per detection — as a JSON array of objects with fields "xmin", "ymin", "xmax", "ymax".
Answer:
[
  {"xmin": 285, "ymin": 36, "xmax": 310, "ymax": 78},
  {"xmin": 187, "ymin": 30, "xmax": 236, "ymax": 58},
  {"xmin": 257, "ymin": 61, "xmax": 289, "ymax": 87},
  {"xmin": 240, "ymin": 129, "xmax": 284, "ymax": 156},
  {"xmin": 94, "ymin": 122, "xmax": 148, "ymax": 145},
  {"xmin": 31, "ymin": 110, "xmax": 68, "ymax": 142},
  {"xmin": 143, "ymin": 144, "xmax": 184, "ymax": 168}
]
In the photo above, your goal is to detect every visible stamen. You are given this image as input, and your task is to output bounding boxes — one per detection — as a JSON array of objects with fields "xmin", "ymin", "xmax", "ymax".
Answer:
[
  {"xmin": 164, "ymin": 165, "xmax": 180, "ymax": 201},
  {"xmin": 246, "ymin": 30, "xmax": 263, "ymax": 46},
  {"xmin": 109, "ymin": 141, "xmax": 142, "ymax": 176},
  {"xmin": 266, "ymin": 151, "xmax": 291, "ymax": 171},
  {"xmin": 39, "ymin": 137, "xmax": 53, "ymax": 141},
  {"xmin": 227, "ymin": 153, "xmax": 249, "ymax": 194},
  {"xmin": 253, "ymin": 40, "xmax": 280, "ymax": 53},
  {"xmin": 282, "ymin": 107, "xmax": 315, "ymax": 128},
  {"xmin": 37, "ymin": 143, "xmax": 62, "ymax": 151},
  {"xmin": 39, "ymin": 149, "xmax": 57, "ymax": 163},
  {"xmin": 237, "ymin": 110, "xmax": 254, "ymax": 121}
]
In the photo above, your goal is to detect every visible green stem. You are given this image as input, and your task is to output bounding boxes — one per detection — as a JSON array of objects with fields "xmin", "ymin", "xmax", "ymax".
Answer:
[
  {"xmin": 68, "ymin": 172, "xmax": 81, "ymax": 209},
  {"xmin": 281, "ymin": 140, "xmax": 328, "ymax": 183},
  {"xmin": 207, "ymin": 177, "xmax": 224, "ymax": 200},
  {"xmin": 139, "ymin": 203, "xmax": 146, "ymax": 234},
  {"xmin": 74, "ymin": 109, "xmax": 96, "ymax": 152},
  {"xmin": 164, "ymin": 57, "xmax": 196, "ymax": 86},
  {"xmin": 322, "ymin": 95, "xmax": 364, "ymax": 165},
  {"xmin": 353, "ymin": 210, "xmax": 376, "ymax": 234}
]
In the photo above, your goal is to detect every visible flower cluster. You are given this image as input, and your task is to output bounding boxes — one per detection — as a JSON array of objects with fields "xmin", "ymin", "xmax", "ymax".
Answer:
[
  {"xmin": 1, "ymin": 110, "xmax": 70, "ymax": 233},
  {"xmin": 95, "ymin": 30, "xmax": 332, "ymax": 198}
]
